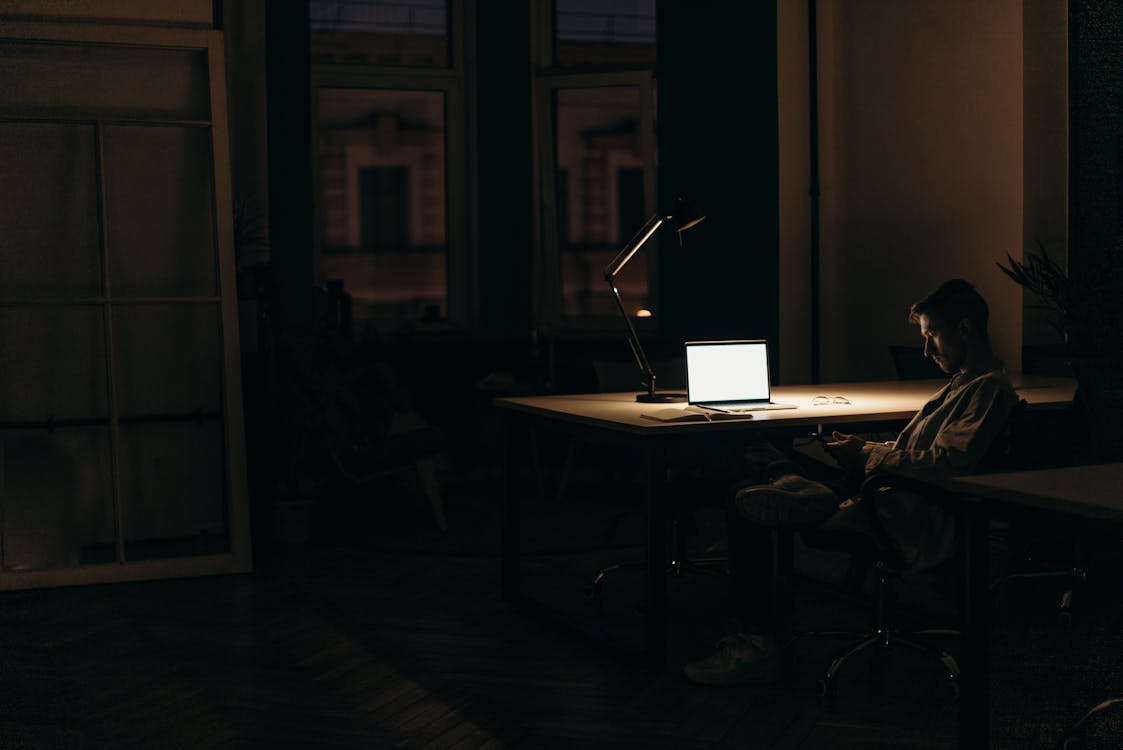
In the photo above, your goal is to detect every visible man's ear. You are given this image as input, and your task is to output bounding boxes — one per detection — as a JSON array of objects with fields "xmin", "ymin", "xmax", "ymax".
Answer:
[{"xmin": 957, "ymin": 318, "xmax": 973, "ymax": 339}]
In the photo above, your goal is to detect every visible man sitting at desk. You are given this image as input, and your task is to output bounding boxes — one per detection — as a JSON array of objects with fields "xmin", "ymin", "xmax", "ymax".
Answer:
[{"xmin": 684, "ymin": 278, "xmax": 1020, "ymax": 685}]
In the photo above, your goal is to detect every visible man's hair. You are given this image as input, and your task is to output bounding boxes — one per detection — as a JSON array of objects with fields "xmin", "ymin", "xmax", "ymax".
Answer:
[{"xmin": 908, "ymin": 278, "xmax": 989, "ymax": 335}]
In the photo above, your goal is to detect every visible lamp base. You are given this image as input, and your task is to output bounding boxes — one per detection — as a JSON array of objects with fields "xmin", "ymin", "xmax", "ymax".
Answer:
[{"xmin": 636, "ymin": 392, "xmax": 688, "ymax": 403}]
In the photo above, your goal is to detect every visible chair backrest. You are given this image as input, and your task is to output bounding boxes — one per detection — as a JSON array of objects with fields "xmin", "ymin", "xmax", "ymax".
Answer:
[
  {"xmin": 846, "ymin": 396, "xmax": 1028, "ymax": 574},
  {"xmin": 888, "ymin": 345, "xmax": 947, "ymax": 381},
  {"xmin": 592, "ymin": 357, "xmax": 686, "ymax": 393},
  {"xmin": 977, "ymin": 397, "xmax": 1029, "ymax": 473}
]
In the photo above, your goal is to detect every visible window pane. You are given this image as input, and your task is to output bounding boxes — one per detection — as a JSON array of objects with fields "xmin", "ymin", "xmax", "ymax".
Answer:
[
  {"xmin": 317, "ymin": 88, "xmax": 448, "ymax": 326},
  {"xmin": 1, "ymin": 428, "xmax": 115, "ymax": 571},
  {"xmin": 0, "ymin": 308, "xmax": 107, "ymax": 422},
  {"xmin": 554, "ymin": 86, "xmax": 647, "ymax": 317},
  {"xmin": 103, "ymin": 125, "xmax": 218, "ymax": 298},
  {"xmin": 311, "ymin": 0, "xmax": 449, "ymax": 67},
  {"xmin": 555, "ymin": 0, "xmax": 655, "ymax": 67},
  {"xmin": 0, "ymin": 123, "xmax": 101, "ymax": 299},
  {"xmin": 119, "ymin": 419, "xmax": 229, "ymax": 561},
  {"xmin": 0, "ymin": 41, "xmax": 209, "ymax": 121},
  {"xmin": 112, "ymin": 304, "xmax": 223, "ymax": 418}
]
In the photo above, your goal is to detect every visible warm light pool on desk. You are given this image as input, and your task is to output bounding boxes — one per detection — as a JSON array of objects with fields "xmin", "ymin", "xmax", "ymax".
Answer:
[{"xmin": 811, "ymin": 395, "xmax": 851, "ymax": 406}]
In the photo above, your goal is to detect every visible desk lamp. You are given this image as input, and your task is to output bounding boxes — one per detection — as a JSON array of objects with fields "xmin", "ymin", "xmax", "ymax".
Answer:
[{"xmin": 604, "ymin": 195, "xmax": 705, "ymax": 403}]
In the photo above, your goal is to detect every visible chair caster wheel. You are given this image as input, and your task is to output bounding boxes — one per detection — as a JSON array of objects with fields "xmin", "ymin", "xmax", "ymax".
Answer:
[{"xmin": 1061, "ymin": 733, "xmax": 1085, "ymax": 750}]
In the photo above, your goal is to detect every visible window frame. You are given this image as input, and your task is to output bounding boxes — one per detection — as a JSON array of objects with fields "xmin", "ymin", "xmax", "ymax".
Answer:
[
  {"xmin": 310, "ymin": 1, "xmax": 470, "ymax": 335},
  {"xmin": 531, "ymin": 2, "xmax": 658, "ymax": 335},
  {"xmin": 0, "ymin": 20, "xmax": 251, "ymax": 589}
]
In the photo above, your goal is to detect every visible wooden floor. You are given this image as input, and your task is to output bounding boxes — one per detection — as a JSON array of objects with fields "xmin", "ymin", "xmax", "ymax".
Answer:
[{"xmin": 2, "ymin": 475, "xmax": 1122, "ymax": 749}]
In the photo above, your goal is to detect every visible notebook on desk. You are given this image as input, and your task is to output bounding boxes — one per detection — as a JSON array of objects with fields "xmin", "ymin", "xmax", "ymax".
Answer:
[{"xmin": 684, "ymin": 339, "xmax": 798, "ymax": 413}]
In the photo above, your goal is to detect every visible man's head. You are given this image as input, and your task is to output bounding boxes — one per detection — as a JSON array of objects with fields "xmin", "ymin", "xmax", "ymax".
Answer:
[{"xmin": 908, "ymin": 279, "xmax": 991, "ymax": 374}]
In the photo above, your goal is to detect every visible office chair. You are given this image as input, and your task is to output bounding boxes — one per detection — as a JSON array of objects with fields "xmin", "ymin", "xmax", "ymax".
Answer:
[
  {"xmin": 786, "ymin": 474, "xmax": 964, "ymax": 698},
  {"xmin": 887, "ymin": 344, "xmax": 947, "ymax": 381},
  {"xmin": 786, "ymin": 400, "xmax": 1028, "ymax": 697},
  {"xmin": 989, "ymin": 393, "xmax": 1090, "ymax": 625},
  {"xmin": 892, "ymin": 345, "xmax": 1083, "ymax": 624}
]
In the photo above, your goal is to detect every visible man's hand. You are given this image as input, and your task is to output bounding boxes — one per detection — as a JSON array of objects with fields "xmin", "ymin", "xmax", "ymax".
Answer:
[{"xmin": 823, "ymin": 430, "xmax": 868, "ymax": 469}]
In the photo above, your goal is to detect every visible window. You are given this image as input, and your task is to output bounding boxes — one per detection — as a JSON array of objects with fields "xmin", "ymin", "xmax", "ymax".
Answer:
[
  {"xmin": 534, "ymin": 0, "xmax": 657, "ymax": 329},
  {"xmin": 311, "ymin": 0, "xmax": 449, "ymax": 67},
  {"xmin": 0, "ymin": 23, "xmax": 250, "ymax": 586},
  {"xmin": 311, "ymin": 1, "xmax": 466, "ymax": 333},
  {"xmin": 555, "ymin": 0, "xmax": 656, "ymax": 67}
]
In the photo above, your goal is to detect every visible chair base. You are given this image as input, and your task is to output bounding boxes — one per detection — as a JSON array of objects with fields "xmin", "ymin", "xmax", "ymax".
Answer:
[
  {"xmin": 586, "ymin": 555, "xmax": 728, "ymax": 598},
  {"xmin": 992, "ymin": 567, "xmax": 1087, "ymax": 627},
  {"xmin": 1058, "ymin": 697, "xmax": 1123, "ymax": 749},
  {"xmin": 786, "ymin": 625, "xmax": 961, "ymax": 698}
]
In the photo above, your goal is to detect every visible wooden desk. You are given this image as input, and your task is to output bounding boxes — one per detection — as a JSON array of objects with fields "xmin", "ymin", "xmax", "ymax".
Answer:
[
  {"xmin": 494, "ymin": 375, "xmax": 1076, "ymax": 668},
  {"xmin": 496, "ymin": 375, "xmax": 1075, "ymax": 436},
  {"xmin": 935, "ymin": 463, "xmax": 1123, "ymax": 750}
]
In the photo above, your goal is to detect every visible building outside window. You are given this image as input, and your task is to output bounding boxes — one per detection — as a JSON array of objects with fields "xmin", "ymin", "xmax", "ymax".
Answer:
[
  {"xmin": 535, "ymin": 0, "xmax": 658, "ymax": 330},
  {"xmin": 310, "ymin": 0, "xmax": 466, "ymax": 333}
]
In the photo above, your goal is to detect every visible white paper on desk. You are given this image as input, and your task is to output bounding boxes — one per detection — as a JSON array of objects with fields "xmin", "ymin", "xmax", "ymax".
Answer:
[{"xmin": 640, "ymin": 407, "xmax": 753, "ymax": 422}]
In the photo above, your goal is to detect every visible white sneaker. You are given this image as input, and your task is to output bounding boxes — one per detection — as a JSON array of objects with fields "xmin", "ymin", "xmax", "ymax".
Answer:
[{"xmin": 683, "ymin": 633, "xmax": 782, "ymax": 686}]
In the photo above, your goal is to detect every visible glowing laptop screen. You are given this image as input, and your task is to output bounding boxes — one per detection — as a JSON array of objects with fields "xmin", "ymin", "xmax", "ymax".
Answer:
[{"xmin": 685, "ymin": 340, "xmax": 771, "ymax": 405}]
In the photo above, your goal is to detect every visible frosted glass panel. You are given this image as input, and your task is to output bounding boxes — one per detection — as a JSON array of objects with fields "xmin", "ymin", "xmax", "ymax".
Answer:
[
  {"xmin": 113, "ymin": 304, "xmax": 222, "ymax": 417},
  {"xmin": 1, "ymin": 428, "xmax": 114, "ymax": 571},
  {"xmin": 0, "ymin": 123, "xmax": 101, "ymax": 298},
  {"xmin": 118, "ymin": 420, "xmax": 228, "ymax": 560},
  {"xmin": 103, "ymin": 125, "xmax": 217, "ymax": 297},
  {"xmin": 0, "ymin": 308, "xmax": 107, "ymax": 422},
  {"xmin": 0, "ymin": 42, "xmax": 209, "ymax": 121}
]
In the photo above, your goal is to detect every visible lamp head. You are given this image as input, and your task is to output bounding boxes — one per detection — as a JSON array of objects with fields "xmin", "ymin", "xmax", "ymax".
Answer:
[{"xmin": 668, "ymin": 195, "xmax": 706, "ymax": 243}]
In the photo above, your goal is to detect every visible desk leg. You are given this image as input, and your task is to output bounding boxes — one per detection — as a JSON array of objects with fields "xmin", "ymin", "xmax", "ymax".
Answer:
[
  {"xmin": 960, "ymin": 505, "xmax": 991, "ymax": 750},
  {"xmin": 643, "ymin": 451, "xmax": 669, "ymax": 669},
  {"xmin": 501, "ymin": 413, "xmax": 520, "ymax": 602}
]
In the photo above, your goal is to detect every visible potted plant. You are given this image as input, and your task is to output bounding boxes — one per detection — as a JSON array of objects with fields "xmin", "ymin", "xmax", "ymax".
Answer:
[{"xmin": 996, "ymin": 239, "xmax": 1123, "ymax": 357}]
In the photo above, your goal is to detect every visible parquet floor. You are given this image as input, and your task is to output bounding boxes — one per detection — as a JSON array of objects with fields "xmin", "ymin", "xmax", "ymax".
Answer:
[{"xmin": 1, "ymin": 477, "xmax": 1121, "ymax": 749}]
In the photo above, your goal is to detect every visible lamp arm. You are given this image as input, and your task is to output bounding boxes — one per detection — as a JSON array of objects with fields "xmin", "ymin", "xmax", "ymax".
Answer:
[
  {"xmin": 604, "ymin": 212, "xmax": 667, "ymax": 398},
  {"xmin": 607, "ymin": 274, "xmax": 657, "ymax": 397},
  {"xmin": 604, "ymin": 213, "xmax": 666, "ymax": 278}
]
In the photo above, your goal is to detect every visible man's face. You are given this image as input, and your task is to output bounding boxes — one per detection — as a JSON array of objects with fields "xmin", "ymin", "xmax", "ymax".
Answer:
[{"xmin": 918, "ymin": 313, "xmax": 967, "ymax": 373}]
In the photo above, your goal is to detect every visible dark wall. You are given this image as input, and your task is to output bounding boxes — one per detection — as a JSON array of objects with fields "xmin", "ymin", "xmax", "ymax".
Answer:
[
  {"xmin": 264, "ymin": 0, "xmax": 314, "ymax": 334},
  {"xmin": 1069, "ymin": 1, "xmax": 1122, "ymax": 280},
  {"xmin": 656, "ymin": 1, "xmax": 780, "ymax": 354},
  {"xmin": 475, "ymin": 4, "xmax": 535, "ymax": 342}
]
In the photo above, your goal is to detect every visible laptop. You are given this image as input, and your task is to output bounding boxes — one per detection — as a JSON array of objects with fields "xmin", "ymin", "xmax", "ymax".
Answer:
[{"xmin": 684, "ymin": 339, "xmax": 798, "ymax": 413}]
